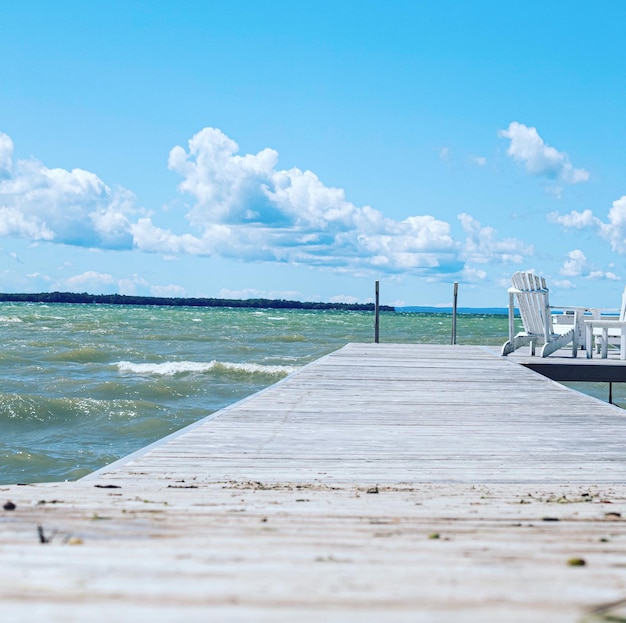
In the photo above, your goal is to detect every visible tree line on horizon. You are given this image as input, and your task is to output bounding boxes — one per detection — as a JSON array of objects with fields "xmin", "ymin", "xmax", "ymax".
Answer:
[{"xmin": 0, "ymin": 291, "xmax": 395, "ymax": 312}]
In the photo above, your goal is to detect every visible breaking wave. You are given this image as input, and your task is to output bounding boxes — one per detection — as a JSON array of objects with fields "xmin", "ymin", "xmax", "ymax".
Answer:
[{"xmin": 115, "ymin": 360, "xmax": 299, "ymax": 378}]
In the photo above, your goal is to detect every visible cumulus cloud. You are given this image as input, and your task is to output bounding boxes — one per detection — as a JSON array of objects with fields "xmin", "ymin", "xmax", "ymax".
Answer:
[
  {"xmin": 0, "ymin": 133, "xmax": 141, "ymax": 248},
  {"xmin": 560, "ymin": 249, "xmax": 589, "ymax": 277},
  {"xmin": 549, "ymin": 196, "xmax": 626, "ymax": 254},
  {"xmin": 460, "ymin": 266, "xmax": 487, "ymax": 282},
  {"xmin": 458, "ymin": 213, "xmax": 532, "ymax": 264},
  {"xmin": 552, "ymin": 278, "xmax": 575, "ymax": 289},
  {"xmin": 117, "ymin": 275, "xmax": 150, "ymax": 296},
  {"xmin": 160, "ymin": 127, "xmax": 463, "ymax": 274},
  {"xmin": 498, "ymin": 122, "xmax": 589, "ymax": 184},
  {"xmin": 63, "ymin": 271, "xmax": 115, "ymax": 291},
  {"xmin": 0, "ymin": 127, "xmax": 535, "ymax": 280},
  {"xmin": 559, "ymin": 249, "xmax": 619, "ymax": 281},
  {"xmin": 548, "ymin": 209, "xmax": 597, "ymax": 229},
  {"xmin": 0, "ymin": 133, "xmax": 13, "ymax": 179},
  {"xmin": 602, "ymin": 196, "xmax": 626, "ymax": 252},
  {"xmin": 60, "ymin": 271, "xmax": 183, "ymax": 296}
]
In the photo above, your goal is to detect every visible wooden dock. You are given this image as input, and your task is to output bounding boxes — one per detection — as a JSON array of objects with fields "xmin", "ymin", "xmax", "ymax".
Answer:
[
  {"xmin": 3, "ymin": 343, "xmax": 626, "ymax": 622},
  {"xmin": 507, "ymin": 346, "xmax": 626, "ymax": 382}
]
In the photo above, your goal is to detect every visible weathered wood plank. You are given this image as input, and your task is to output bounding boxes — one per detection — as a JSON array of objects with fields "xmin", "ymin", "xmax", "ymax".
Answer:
[
  {"xmin": 87, "ymin": 344, "xmax": 626, "ymax": 486},
  {"xmin": 2, "ymin": 343, "xmax": 626, "ymax": 622}
]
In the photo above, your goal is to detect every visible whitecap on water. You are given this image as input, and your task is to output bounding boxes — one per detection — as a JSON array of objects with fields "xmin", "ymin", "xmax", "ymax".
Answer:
[
  {"xmin": 219, "ymin": 361, "xmax": 298, "ymax": 375},
  {"xmin": 115, "ymin": 360, "xmax": 299, "ymax": 377},
  {"xmin": 116, "ymin": 361, "xmax": 216, "ymax": 375}
]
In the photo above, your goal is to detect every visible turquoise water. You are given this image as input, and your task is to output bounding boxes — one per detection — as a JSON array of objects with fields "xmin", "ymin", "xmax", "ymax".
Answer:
[{"xmin": 0, "ymin": 303, "xmax": 619, "ymax": 485}]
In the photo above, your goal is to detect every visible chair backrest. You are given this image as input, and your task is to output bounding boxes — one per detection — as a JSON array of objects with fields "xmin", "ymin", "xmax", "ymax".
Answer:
[
  {"xmin": 620, "ymin": 286, "xmax": 626, "ymax": 321},
  {"xmin": 511, "ymin": 271, "xmax": 552, "ymax": 338}
]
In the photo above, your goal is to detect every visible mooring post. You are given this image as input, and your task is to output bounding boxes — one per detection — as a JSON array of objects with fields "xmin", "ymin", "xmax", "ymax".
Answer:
[
  {"xmin": 374, "ymin": 280, "xmax": 380, "ymax": 344},
  {"xmin": 451, "ymin": 282, "xmax": 458, "ymax": 345}
]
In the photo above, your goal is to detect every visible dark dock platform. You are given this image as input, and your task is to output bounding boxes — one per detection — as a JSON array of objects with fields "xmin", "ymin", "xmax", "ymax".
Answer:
[{"xmin": 506, "ymin": 346, "xmax": 626, "ymax": 382}]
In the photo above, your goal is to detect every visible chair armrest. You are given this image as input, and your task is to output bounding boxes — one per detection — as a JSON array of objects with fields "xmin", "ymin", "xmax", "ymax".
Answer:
[
  {"xmin": 588, "ymin": 307, "xmax": 620, "ymax": 319},
  {"xmin": 548, "ymin": 305, "xmax": 593, "ymax": 313},
  {"xmin": 583, "ymin": 319, "xmax": 626, "ymax": 327}
]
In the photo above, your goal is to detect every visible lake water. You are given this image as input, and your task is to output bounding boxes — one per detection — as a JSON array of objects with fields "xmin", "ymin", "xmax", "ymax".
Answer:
[{"xmin": 0, "ymin": 303, "xmax": 619, "ymax": 485}]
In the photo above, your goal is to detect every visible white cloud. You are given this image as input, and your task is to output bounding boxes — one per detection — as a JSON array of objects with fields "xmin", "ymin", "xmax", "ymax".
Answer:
[
  {"xmin": 168, "ymin": 128, "xmax": 280, "ymax": 226},
  {"xmin": 118, "ymin": 275, "xmax": 149, "ymax": 296},
  {"xmin": 0, "ymin": 137, "xmax": 142, "ymax": 248},
  {"xmin": 602, "ymin": 196, "xmax": 626, "ymax": 252},
  {"xmin": 0, "ymin": 207, "xmax": 54, "ymax": 240},
  {"xmin": 548, "ymin": 209, "xmax": 597, "ymax": 229},
  {"xmin": 550, "ymin": 196, "xmax": 626, "ymax": 254},
  {"xmin": 498, "ymin": 122, "xmax": 589, "ymax": 184},
  {"xmin": 59, "ymin": 271, "xmax": 183, "ymax": 296},
  {"xmin": 328, "ymin": 294, "xmax": 360, "ymax": 304},
  {"xmin": 560, "ymin": 249, "xmax": 588, "ymax": 277},
  {"xmin": 63, "ymin": 271, "xmax": 115, "ymax": 291},
  {"xmin": 460, "ymin": 266, "xmax": 488, "ymax": 282},
  {"xmin": 471, "ymin": 155, "xmax": 487, "ymax": 167},
  {"xmin": 129, "ymin": 218, "xmax": 222, "ymax": 255},
  {"xmin": 591, "ymin": 270, "xmax": 619, "ymax": 281},
  {"xmin": 0, "ymin": 133, "xmax": 13, "ymax": 179},
  {"xmin": 559, "ymin": 249, "xmax": 619, "ymax": 281},
  {"xmin": 0, "ymin": 127, "xmax": 535, "ymax": 282},
  {"xmin": 161, "ymin": 127, "xmax": 461, "ymax": 274},
  {"xmin": 458, "ymin": 213, "xmax": 533, "ymax": 264}
]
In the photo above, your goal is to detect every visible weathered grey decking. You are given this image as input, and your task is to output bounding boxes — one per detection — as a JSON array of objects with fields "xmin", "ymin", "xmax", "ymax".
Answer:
[
  {"xmin": 89, "ymin": 343, "xmax": 626, "ymax": 484},
  {"xmin": 3, "ymin": 343, "xmax": 626, "ymax": 622}
]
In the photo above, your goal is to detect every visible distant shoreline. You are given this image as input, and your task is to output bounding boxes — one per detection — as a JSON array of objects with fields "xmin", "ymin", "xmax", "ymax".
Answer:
[
  {"xmin": 397, "ymin": 306, "xmax": 509, "ymax": 315},
  {"xmin": 0, "ymin": 293, "xmax": 512, "ymax": 314},
  {"xmin": 0, "ymin": 292, "xmax": 395, "ymax": 312}
]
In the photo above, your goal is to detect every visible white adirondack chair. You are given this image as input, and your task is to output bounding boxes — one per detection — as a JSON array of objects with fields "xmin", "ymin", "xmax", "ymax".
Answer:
[
  {"xmin": 501, "ymin": 272, "xmax": 583, "ymax": 357},
  {"xmin": 584, "ymin": 286, "xmax": 626, "ymax": 359}
]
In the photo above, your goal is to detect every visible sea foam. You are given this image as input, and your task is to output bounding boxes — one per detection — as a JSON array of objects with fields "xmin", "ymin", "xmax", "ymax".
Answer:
[{"xmin": 115, "ymin": 360, "xmax": 298, "ymax": 377}]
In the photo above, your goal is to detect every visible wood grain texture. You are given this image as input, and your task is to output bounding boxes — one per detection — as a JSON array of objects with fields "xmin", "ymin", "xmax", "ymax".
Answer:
[{"xmin": 2, "ymin": 343, "xmax": 626, "ymax": 622}]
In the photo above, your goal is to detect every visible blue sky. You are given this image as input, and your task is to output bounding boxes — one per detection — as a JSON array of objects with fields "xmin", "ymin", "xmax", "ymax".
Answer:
[{"xmin": 1, "ymin": 1, "xmax": 625, "ymax": 307}]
